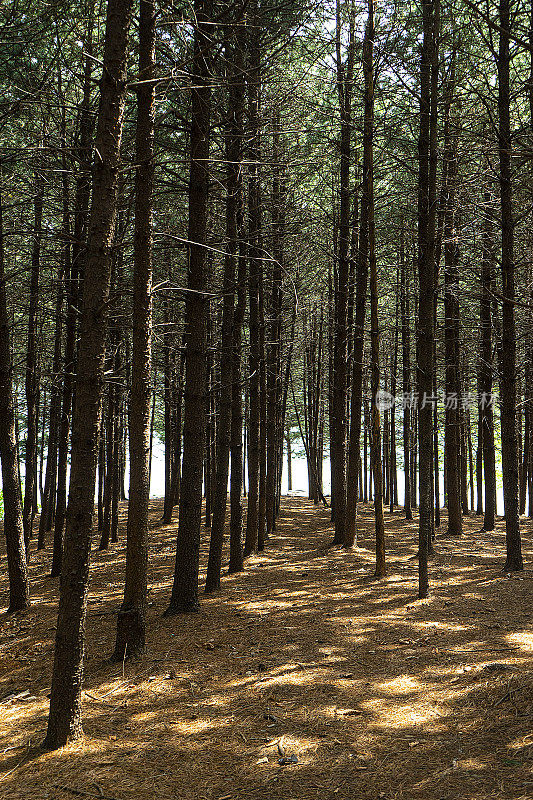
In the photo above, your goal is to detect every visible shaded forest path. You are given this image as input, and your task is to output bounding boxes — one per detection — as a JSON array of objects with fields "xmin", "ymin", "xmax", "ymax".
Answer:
[{"xmin": 1, "ymin": 498, "xmax": 533, "ymax": 799}]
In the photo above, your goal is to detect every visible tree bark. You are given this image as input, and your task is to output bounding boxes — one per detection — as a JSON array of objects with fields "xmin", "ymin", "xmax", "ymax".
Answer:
[
  {"xmin": 205, "ymin": 14, "xmax": 244, "ymax": 592},
  {"xmin": 497, "ymin": 0, "xmax": 522, "ymax": 570},
  {"xmin": 114, "ymin": 0, "xmax": 155, "ymax": 659},
  {"xmin": 44, "ymin": 0, "xmax": 134, "ymax": 749},
  {"xmin": 417, "ymin": 0, "xmax": 438, "ymax": 598},
  {"xmin": 165, "ymin": 0, "xmax": 213, "ymax": 614},
  {"xmin": 0, "ymin": 178, "xmax": 30, "ymax": 612},
  {"xmin": 23, "ymin": 173, "xmax": 43, "ymax": 548}
]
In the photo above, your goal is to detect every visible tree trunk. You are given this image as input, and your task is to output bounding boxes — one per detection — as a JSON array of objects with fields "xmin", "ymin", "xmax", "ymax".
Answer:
[
  {"xmin": 44, "ymin": 0, "xmax": 134, "ymax": 749},
  {"xmin": 23, "ymin": 173, "xmax": 44, "ymax": 547},
  {"xmin": 164, "ymin": 0, "xmax": 212, "ymax": 614},
  {"xmin": 244, "ymin": 0, "xmax": 262, "ymax": 557},
  {"xmin": 497, "ymin": 0, "xmax": 522, "ymax": 570},
  {"xmin": 400, "ymin": 224, "xmax": 412, "ymax": 519},
  {"xmin": 114, "ymin": 0, "xmax": 155, "ymax": 659},
  {"xmin": 0, "ymin": 179, "xmax": 30, "ymax": 612},
  {"xmin": 331, "ymin": 0, "xmax": 354, "ymax": 546},
  {"xmin": 364, "ymin": 0, "xmax": 385, "ymax": 577},
  {"xmin": 205, "ymin": 15, "xmax": 244, "ymax": 591},
  {"xmin": 480, "ymin": 191, "xmax": 496, "ymax": 531},
  {"xmin": 417, "ymin": 0, "xmax": 439, "ymax": 598}
]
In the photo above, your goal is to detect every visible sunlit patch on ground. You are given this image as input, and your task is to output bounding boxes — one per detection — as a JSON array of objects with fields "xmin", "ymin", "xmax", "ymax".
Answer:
[{"xmin": 0, "ymin": 498, "xmax": 532, "ymax": 799}]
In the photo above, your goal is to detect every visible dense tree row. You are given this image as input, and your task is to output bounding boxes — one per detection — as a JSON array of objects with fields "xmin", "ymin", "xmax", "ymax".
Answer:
[{"xmin": 0, "ymin": 0, "xmax": 532, "ymax": 749}]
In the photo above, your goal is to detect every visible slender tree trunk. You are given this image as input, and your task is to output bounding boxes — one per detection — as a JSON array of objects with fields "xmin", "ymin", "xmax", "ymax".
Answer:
[
  {"xmin": 417, "ymin": 0, "xmax": 438, "ymax": 598},
  {"xmin": 443, "ymin": 136, "xmax": 462, "ymax": 536},
  {"xmin": 400, "ymin": 225, "xmax": 412, "ymax": 519},
  {"xmin": 205, "ymin": 17, "xmax": 244, "ymax": 591},
  {"xmin": 114, "ymin": 0, "xmax": 155, "ymax": 659},
  {"xmin": 244, "ymin": 0, "xmax": 262, "ymax": 557},
  {"xmin": 164, "ymin": 0, "xmax": 212, "ymax": 614},
  {"xmin": 266, "ymin": 112, "xmax": 284, "ymax": 536},
  {"xmin": 345, "ymin": 13, "xmax": 369, "ymax": 547},
  {"xmin": 497, "ymin": 0, "xmax": 522, "ymax": 570},
  {"xmin": 23, "ymin": 173, "xmax": 44, "ymax": 547},
  {"xmin": 0, "ymin": 178, "xmax": 30, "ymax": 612},
  {"xmin": 480, "ymin": 191, "xmax": 496, "ymax": 531},
  {"xmin": 364, "ymin": 0, "xmax": 385, "ymax": 577},
  {"xmin": 331, "ymin": 0, "xmax": 354, "ymax": 546},
  {"xmin": 228, "ymin": 56, "xmax": 247, "ymax": 574}
]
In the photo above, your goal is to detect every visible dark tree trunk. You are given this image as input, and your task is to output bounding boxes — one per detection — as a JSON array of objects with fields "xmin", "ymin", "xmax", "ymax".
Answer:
[
  {"xmin": 364, "ymin": 0, "xmax": 385, "ymax": 577},
  {"xmin": 417, "ymin": 0, "xmax": 439, "ymax": 598},
  {"xmin": 165, "ymin": 0, "xmax": 212, "ymax": 614},
  {"xmin": 258, "ymin": 267, "xmax": 267, "ymax": 551},
  {"xmin": 400, "ymin": 225, "xmax": 412, "ymax": 519},
  {"xmin": 345, "ymin": 10, "xmax": 368, "ymax": 547},
  {"xmin": 331, "ymin": 0, "xmax": 354, "ymax": 546},
  {"xmin": 44, "ymin": 0, "xmax": 134, "ymax": 749},
  {"xmin": 497, "ymin": 0, "xmax": 522, "ymax": 570},
  {"xmin": 205, "ymin": 15, "xmax": 244, "ymax": 591},
  {"xmin": 38, "ymin": 262, "xmax": 63, "ymax": 549},
  {"xmin": 266, "ymin": 113, "xmax": 284, "ymax": 537},
  {"xmin": 228, "ymin": 44, "xmax": 247, "ymax": 574},
  {"xmin": 244, "ymin": 0, "xmax": 262, "ymax": 557},
  {"xmin": 443, "ymin": 135, "xmax": 462, "ymax": 536},
  {"xmin": 114, "ymin": 0, "xmax": 155, "ymax": 659},
  {"xmin": 0, "ymin": 180, "xmax": 30, "ymax": 612},
  {"xmin": 286, "ymin": 430, "xmax": 292, "ymax": 491},
  {"xmin": 23, "ymin": 173, "xmax": 44, "ymax": 547}
]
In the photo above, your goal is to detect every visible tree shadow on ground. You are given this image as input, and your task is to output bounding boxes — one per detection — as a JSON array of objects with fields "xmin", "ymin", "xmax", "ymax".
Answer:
[{"xmin": 0, "ymin": 497, "xmax": 532, "ymax": 800}]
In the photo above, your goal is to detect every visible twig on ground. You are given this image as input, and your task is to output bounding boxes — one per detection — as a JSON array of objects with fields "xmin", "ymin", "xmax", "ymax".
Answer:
[{"xmin": 53, "ymin": 785, "xmax": 122, "ymax": 800}]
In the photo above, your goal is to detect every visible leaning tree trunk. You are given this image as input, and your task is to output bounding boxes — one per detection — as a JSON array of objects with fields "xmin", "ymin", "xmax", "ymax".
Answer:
[
  {"xmin": 114, "ymin": 0, "xmax": 155, "ymax": 659},
  {"xmin": 165, "ymin": 0, "xmax": 212, "ymax": 614},
  {"xmin": 497, "ymin": 0, "xmax": 522, "ymax": 570},
  {"xmin": 44, "ymin": 0, "xmax": 134, "ymax": 750}
]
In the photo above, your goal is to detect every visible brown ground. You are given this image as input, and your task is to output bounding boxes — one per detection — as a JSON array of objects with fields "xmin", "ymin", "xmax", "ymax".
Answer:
[{"xmin": 0, "ymin": 498, "xmax": 533, "ymax": 800}]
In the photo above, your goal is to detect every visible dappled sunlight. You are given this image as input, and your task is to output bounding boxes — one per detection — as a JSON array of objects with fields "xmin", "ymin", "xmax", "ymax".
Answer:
[
  {"xmin": 507, "ymin": 631, "xmax": 533, "ymax": 651},
  {"xmin": 0, "ymin": 497, "xmax": 532, "ymax": 799}
]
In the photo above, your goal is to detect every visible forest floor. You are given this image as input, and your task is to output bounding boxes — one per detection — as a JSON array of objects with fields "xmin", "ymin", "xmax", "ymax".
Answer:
[{"xmin": 0, "ymin": 499, "xmax": 533, "ymax": 800}]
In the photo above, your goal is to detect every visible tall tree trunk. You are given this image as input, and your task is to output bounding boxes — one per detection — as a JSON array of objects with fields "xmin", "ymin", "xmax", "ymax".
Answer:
[
  {"xmin": 114, "ymin": 0, "xmax": 155, "ymax": 659},
  {"xmin": 0, "ymin": 179, "xmax": 30, "ymax": 612},
  {"xmin": 417, "ymin": 0, "xmax": 438, "ymax": 598},
  {"xmin": 331, "ymin": 0, "xmax": 354, "ymax": 545},
  {"xmin": 443, "ymin": 135, "xmax": 462, "ymax": 536},
  {"xmin": 400, "ymin": 224, "xmax": 412, "ymax": 519},
  {"xmin": 345, "ymin": 15, "xmax": 369, "ymax": 547},
  {"xmin": 23, "ymin": 173, "xmax": 44, "ymax": 547},
  {"xmin": 497, "ymin": 0, "xmax": 522, "ymax": 570},
  {"xmin": 165, "ymin": 0, "xmax": 212, "ymax": 614},
  {"xmin": 205, "ymin": 15, "xmax": 244, "ymax": 591},
  {"xmin": 44, "ymin": 0, "xmax": 134, "ymax": 749},
  {"xmin": 364, "ymin": 0, "xmax": 385, "ymax": 577},
  {"xmin": 228, "ymin": 40, "xmax": 247, "ymax": 574},
  {"xmin": 244, "ymin": 0, "xmax": 262, "ymax": 557},
  {"xmin": 266, "ymin": 112, "xmax": 284, "ymax": 536}
]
